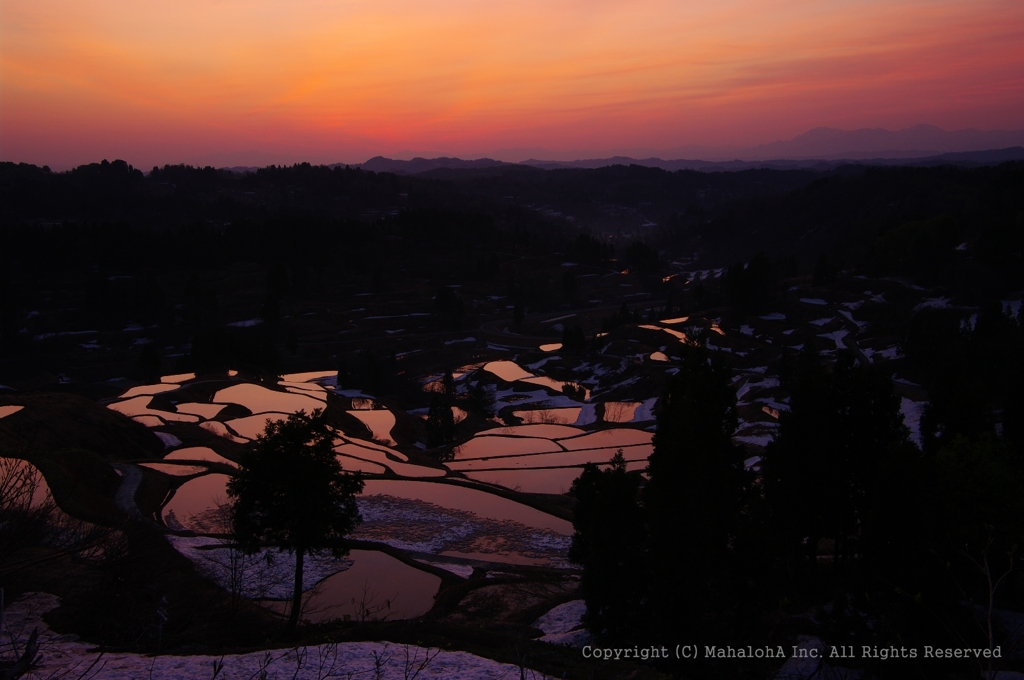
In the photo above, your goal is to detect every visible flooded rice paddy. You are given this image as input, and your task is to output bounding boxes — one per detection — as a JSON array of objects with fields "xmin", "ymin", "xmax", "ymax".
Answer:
[
  {"xmin": 333, "ymin": 441, "xmax": 439, "ymax": 477},
  {"xmin": 105, "ymin": 361, "xmax": 661, "ymax": 616},
  {"xmin": 463, "ymin": 459, "xmax": 648, "ymax": 495},
  {"xmin": 223, "ymin": 413, "xmax": 289, "ymax": 439},
  {"xmin": 354, "ymin": 491, "xmax": 571, "ymax": 566},
  {"xmin": 174, "ymin": 402, "xmax": 227, "ymax": 419},
  {"xmin": 199, "ymin": 420, "xmax": 248, "ymax": 443},
  {"xmin": 262, "ymin": 549, "xmax": 441, "ymax": 623},
  {"xmin": 1, "ymin": 456, "xmax": 53, "ymax": 507},
  {"xmin": 513, "ymin": 407, "xmax": 581, "ymax": 425},
  {"xmin": 0, "ymin": 405, "xmax": 25, "ymax": 419},
  {"xmin": 360, "ymin": 480, "xmax": 572, "ymax": 534},
  {"xmin": 213, "ymin": 383, "xmax": 324, "ymax": 415},
  {"xmin": 118, "ymin": 383, "xmax": 181, "ymax": 399},
  {"xmin": 346, "ymin": 409, "xmax": 397, "ymax": 445},
  {"xmin": 602, "ymin": 401, "xmax": 639, "ymax": 422},
  {"xmin": 162, "ymin": 473, "xmax": 232, "ymax": 532},
  {"xmin": 139, "ymin": 462, "xmax": 208, "ymax": 476},
  {"xmin": 163, "ymin": 446, "xmax": 238, "ymax": 467},
  {"xmin": 160, "ymin": 373, "xmax": 195, "ymax": 383},
  {"xmin": 108, "ymin": 397, "xmax": 199, "ymax": 423}
]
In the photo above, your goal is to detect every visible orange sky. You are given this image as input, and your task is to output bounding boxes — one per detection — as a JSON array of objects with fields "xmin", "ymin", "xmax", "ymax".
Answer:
[{"xmin": 1, "ymin": 0, "xmax": 1023, "ymax": 168}]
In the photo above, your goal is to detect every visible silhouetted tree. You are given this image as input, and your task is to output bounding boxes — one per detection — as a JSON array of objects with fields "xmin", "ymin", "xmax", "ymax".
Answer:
[
  {"xmin": 569, "ymin": 452, "xmax": 647, "ymax": 641},
  {"xmin": 601, "ymin": 303, "xmax": 639, "ymax": 332},
  {"xmin": 561, "ymin": 270, "xmax": 579, "ymax": 304},
  {"xmin": 336, "ymin": 358, "xmax": 349, "ymax": 388},
  {"xmin": 228, "ymin": 410, "xmax": 363, "ymax": 631},
  {"xmin": 726, "ymin": 252, "xmax": 775, "ymax": 314},
  {"xmin": 513, "ymin": 300, "xmax": 525, "ymax": 329},
  {"xmin": 643, "ymin": 346, "xmax": 748, "ymax": 644},
  {"xmin": 561, "ymin": 381, "xmax": 587, "ymax": 401},
  {"xmin": 434, "ymin": 287, "xmax": 464, "ymax": 329},
  {"xmin": 929, "ymin": 434, "xmax": 1024, "ymax": 673},
  {"xmin": 762, "ymin": 351, "xmax": 918, "ymax": 583},
  {"xmin": 561, "ymin": 325, "xmax": 586, "ymax": 353},
  {"xmin": 813, "ymin": 253, "xmax": 838, "ymax": 285},
  {"xmin": 138, "ymin": 343, "xmax": 160, "ymax": 383},
  {"xmin": 425, "ymin": 397, "xmax": 456, "ymax": 448},
  {"xmin": 461, "ymin": 380, "xmax": 494, "ymax": 418},
  {"xmin": 426, "ymin": 370, "xmax": 458, "ymax": 447}
]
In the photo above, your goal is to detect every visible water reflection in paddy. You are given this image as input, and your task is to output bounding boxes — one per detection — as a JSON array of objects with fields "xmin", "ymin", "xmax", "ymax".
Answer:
[
  {"xmin": 513, "ymin": 407, "xmax": 581, "ymax": 425},
  {"xmin": 346, "ymin": 409, "xmax": 397, "ymax": 446},
  {"xmin": 448, "ymin": 443, "xmax": 652, "ymax": 471},
  {"xmin": 162, "ymin": 473, "xmax": 230, "ymax": 531},
  {"xmin": 440, "ymin": 550, "xmax": 549, "ymax": 566},
  {"xmin": 333, "ymin": 455, "xmax": 387, "ymax": 475},
  {"xmin": 213, "ymin": 384, "xmax": 323, "ymax": 416},
  {"xmin": 1, "ymin": 457, "xmax": 53, "ymax": 507},
  {"xmin": 279, "ymin": 381, "xmax": 328, "ymax": 397},
  {"xmin": 164, "ymin": 446, "xmax": 238, "ymax": 468},
  {"xmin": 174, "ymin": 402, "xmax": 226, "ymax": 419},
  {"xmin": 483, "ymin": 361, "xmax": 534, "ymax": 382},
  {"xmin": 337, "ymin": 436, "xmax": 409, "ymax": 461},
  {"xmin": 520, "ymin": 376, "xmax": 591, "ymax": 400},
  {"xmin": 465, "ymin": 459, "xmax": 648, "ymax": 495},
  {"xmin": 479, "ymin": 424, "xmax": 585, "ymax": 439},
  {"xmin": 0, "ymin": 405, "xmax": 25, "ymax": 419},
  {"xmin": 559, "ymin": 428, "xmax": 653, "ymax": 450},
  {"xmin": 160, "ymin": 373, "xmax": 195, "ymax": 383},
  {"xmin": 108, "ymin": 397, "xmax": 199, "ymax": 423},
  {"xmin": 117, "ymin": 383, "xmax": 181, "ymax": 399},
  {"xmin": 140, "ymin": 462, "xmax": 208, "ymax": 476},
  {"xmin": 603, "ymin": 402, "xmax": 640, "ymax": 422},
  {"xmin": 639, "ymin": 324, "xmax": 688, "ymax": 342},
  {"xmin": 263, "ymin": 549, "xmax": 440, "ymax": 623},
  {"xmin": 224, "ymin": 413, "xmax": 290, "ymax": 439},
  {"xmin": 361, "ymin": 480, "xmax": 571, "ymax": 534},
  {"xmin": 452, "ymin": 436, "xmax": 562, "ymax": 460},
  {"xmin": 333, "ymin": 443, "xmax": 440, "ymax": 477},
  {"xmin": 200, "ymin": 420, "xmax": 248, "ymax": 443},
  {"xmin": 280, "ymin": 371, "xmax": 337, "ymax": 383},
  {"xmin": 446, "ymin": 426, "xmax": 654, "ymax": 493},
  {"xmin": 132, "ymin": 415, "xmax": 165, "ymax": 427}
]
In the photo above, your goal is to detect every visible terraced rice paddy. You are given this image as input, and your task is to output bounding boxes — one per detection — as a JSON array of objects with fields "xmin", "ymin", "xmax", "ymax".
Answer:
[{"xmin": 262, "ymin": 549, "xmax": 442, "ymax": 623}]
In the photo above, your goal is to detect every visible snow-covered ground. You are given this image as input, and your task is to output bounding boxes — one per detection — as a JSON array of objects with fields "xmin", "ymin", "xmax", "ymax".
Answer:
[
  {"xmin": 900, "ymin": 397, "xmax": 926, "ymax": 448},
  {"xmin": 167, "ymin": 536, "xmax": 353, "ymax": 600},
  {"xmin": 532, "ymin": 600, "xmax": 590, "ymax": 648},
  {"xmin": 774, "ymin": 636, "xmax": 862, "ymax": 679},
  {"xmin": 352, "ymin": 495, "xmax": 572, "ymax": 568},
  {"xmin": 1, "ymin": 593, "xmax": 552, "ymax": 679}
]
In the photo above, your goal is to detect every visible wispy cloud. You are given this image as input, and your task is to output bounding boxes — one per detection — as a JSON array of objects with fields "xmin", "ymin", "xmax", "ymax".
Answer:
[{"xmin": 2, "ymin": 0, "xmax": 1022, "ymax": 166}]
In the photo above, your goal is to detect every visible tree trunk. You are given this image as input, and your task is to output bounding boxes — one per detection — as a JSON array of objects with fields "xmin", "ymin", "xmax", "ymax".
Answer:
[{"xmin": 288, "ymin": 547, "xmax": 305, "ymax": 632}]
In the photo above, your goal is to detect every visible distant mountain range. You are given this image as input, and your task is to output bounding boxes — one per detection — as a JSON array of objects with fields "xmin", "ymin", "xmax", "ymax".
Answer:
[
  {"xmin": 342, "ymin": 146, "xmax": 1024, "ymax": 176},
  {"xmin": 219, "ymin": 125, "xmax": 1024, "ymax": 175},
  {"xmin": 522, "ymin": 147, "xmax": 1024, "ymax": 172},
  {"xmin": 741, "ymin": 124, "xmax": 1024, "ymax": 160}
]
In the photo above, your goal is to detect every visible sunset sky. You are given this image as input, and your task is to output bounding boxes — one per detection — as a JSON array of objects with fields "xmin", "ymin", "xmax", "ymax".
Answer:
[{"xmin": 2, "ymin": 0, "xmax": 1023, "ymax": 168}]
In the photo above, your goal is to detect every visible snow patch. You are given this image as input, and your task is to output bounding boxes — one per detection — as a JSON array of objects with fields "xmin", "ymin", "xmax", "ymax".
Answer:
[
  {"xmin": 817, "ymin": 329, "xmax": 849, "ymax": 349},
  {"xmin": 2, "ymin": 592, "xmax": 554, "ymax": 679},
  {"xmin": 154, "ymin": 432, "xmax": 182, "ymax": 449},
  {"xmin": 901, "ymin": 397, "xmax": 926, "ymax": 448}
]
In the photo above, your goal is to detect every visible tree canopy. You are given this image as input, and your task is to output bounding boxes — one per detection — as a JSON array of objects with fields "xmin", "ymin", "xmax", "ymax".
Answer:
[{"xmin": 227, "ymin": 409, "xmax": 364, "ymax": 630}]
